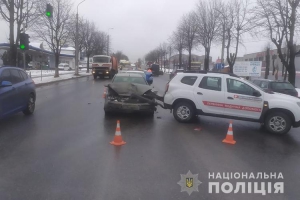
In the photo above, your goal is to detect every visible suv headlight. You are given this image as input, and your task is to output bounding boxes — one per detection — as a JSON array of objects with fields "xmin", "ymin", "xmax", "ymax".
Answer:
[{"xmin": 297, "ymin": 102, "xmax": 300, "ymax": 107}]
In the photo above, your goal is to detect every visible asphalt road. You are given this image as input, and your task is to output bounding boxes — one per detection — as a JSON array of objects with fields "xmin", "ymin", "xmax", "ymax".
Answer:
[{"xmin": 0, "ymin": 74, "xmax": 300, "ymax": 200}]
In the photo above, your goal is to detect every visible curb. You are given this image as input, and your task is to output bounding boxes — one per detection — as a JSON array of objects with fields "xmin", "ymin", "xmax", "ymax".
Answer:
[{"xmin": 35, "ymin": 74, "xmax": 92, "ymax": 88}]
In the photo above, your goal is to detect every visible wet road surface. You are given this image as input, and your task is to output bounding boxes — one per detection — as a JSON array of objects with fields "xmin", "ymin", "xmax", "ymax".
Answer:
[{"xmin": 0, "ymin": 74, "xmax": 300, "ymax": 200}]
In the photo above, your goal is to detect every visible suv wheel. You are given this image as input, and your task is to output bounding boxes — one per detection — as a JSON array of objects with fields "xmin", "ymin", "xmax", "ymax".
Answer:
[
  {"xmin": 264, "ymin": 112, "xmax": 292, "ymax": 135},
  {"xmin": 173, "ymin": 102, "xmax": 195, "ymax": 123},
  {"xmin": 23, "ymin": 94, "xmax": 35, "ymax": 115}
]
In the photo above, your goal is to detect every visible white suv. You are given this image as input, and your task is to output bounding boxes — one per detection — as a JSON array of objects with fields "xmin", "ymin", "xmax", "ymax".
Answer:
[{"xmin": 164, "ymin": 72, "xmax": 300, "ymax": 135}]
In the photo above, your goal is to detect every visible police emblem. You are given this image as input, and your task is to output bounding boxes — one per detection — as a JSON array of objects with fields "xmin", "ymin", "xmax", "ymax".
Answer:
[{"xmin": 178, "ymin": 170, "xmax": 202, "ymax": 195}]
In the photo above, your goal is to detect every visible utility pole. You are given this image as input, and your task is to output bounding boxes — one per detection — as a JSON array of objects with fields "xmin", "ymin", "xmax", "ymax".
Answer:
[
  {"xmin": 75, "ymin": 0, "xmax": 87, "ymax": 76},
  {"xmin": 107, "ymin": 28, "xmax": 113, "ymax": 55},
  {"xmin": 107, "ymin": 35, "xmax": 109, "ymax": 55}
]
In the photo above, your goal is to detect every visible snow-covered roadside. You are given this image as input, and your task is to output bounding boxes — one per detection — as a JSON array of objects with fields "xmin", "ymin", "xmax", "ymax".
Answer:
[{"xmin": 32, "ymin": 71, "xmax": 92, "ymax": 86}]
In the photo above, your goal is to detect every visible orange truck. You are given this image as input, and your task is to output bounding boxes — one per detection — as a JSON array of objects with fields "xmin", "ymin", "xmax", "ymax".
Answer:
[{"xmin": 92, "ymin": 55, "xmax": 118, "ymax": 79}]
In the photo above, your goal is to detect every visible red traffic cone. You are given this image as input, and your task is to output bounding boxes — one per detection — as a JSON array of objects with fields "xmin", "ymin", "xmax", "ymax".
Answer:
[
  {"xmin": 222, "ymin": 121, "xmax": 236, "ymax": 144},
  {"xmin": 110, "ymin": 120, "xmax": 126, "ymax": 146}
]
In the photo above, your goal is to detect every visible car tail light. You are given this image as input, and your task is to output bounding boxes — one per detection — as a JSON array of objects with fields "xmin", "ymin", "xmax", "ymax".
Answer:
[{"xmin": 103, "ymin": 87, "xmax": 107, "ymax": 98}]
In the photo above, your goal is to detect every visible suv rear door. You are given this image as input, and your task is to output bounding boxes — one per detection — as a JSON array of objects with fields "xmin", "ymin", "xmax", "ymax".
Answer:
[
  {"xmin": 224, "ymin": 78, "xmax": 264, "ymax": 119},
  {"xmin": 193, "ymin": 75, "xmax": 225, "ymax": 115}
]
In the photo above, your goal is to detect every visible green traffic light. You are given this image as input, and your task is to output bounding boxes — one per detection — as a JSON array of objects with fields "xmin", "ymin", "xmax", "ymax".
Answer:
[
  {"xmin": 46, "ymin": 12, "xmax": 51, "ymax": 17},
  {"xmin": 20, "ymin": 44, "xmax": 25, "ymax": 49}
]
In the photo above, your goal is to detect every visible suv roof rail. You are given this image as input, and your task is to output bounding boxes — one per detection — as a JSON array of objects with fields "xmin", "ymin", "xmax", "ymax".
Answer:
[{"xmin": 183, "ymin": 70, "xmax": 240, "ymax": 78}]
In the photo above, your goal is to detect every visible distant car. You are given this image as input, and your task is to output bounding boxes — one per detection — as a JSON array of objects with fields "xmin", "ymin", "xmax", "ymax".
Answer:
[
  {"xmin": 103, "ymin": 73, "xmax": 157, "ymax": 116},
  {"xmin": 169, "ymin": 68, "xmax": 185, "ymax": 79},
  {"xmin": 0, "ymin": 66, "xmax": 36, "ymax": 119},
  {"xmin": 252, "ymin": 79, "xmax": 298, "ymax": 97},
  {"xmin": 119, "ymin": 70, "xmax": 153, "ymax": 85},
  {"xmin": 58, "ymin": 63, "xmax": 71, "ymax": 71}
]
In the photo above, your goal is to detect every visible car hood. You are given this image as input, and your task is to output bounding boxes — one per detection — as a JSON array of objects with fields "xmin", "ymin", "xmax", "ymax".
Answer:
[
  {"xmin": 266, "ymin": 91, "xmax": 300, "ymax": 101},
  {"xmin": 107, "ymin": 82, "xmax": 152, "ymax": 96}
]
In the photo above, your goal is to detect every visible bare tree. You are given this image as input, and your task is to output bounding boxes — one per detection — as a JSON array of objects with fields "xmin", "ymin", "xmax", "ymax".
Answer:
[
  {"xmin": 170, "ymin": 26, "xmax": 185, "ymax": 69},
  {"xmin": 167, "ymin": 44, "xmax": 174, "ymax": 69},
  {"xmin": 115, "ymin": 51, "xmax": 129, "ymax": 62},
  {"xmin": 196, "ymin": 0, "xmax": 220, "ymax": 71},
  {"xmin": 82, "ymin": 21, "xmax": 96, "ymax": 73},
  {"xmin": 68, "ymin": 15, "xmax": 85, "ymax": 53},
  {"xmin": 180, "ymin": 11, "xmax": 198, "ymax": 70},
  {"xmin": 264, "ymin": 43, "xmax": 271, "ymax": 79},
  {"xmin": 254, "ymin": 0, "xmax": 300, "ymax": 86},
  {"xmin": 158, "ymin": 43, "xmax": 168, "ymax": 70},
  {"xmin": 92, "ymin": 31, "xmax": 108, "ymax": 55},
  {"xmin": 219, "ymin": 0, "xmax": 252, "ymax": 73},
  {"xmin": 145, "ymin": 49, "xmax": 160, "ymax": 63},
  {"xmin": 0, "ymin": 0, "xmax": 38, "ymax": 66},
  {"xmin": 32, "ymin": 0, "xmax": 72, "ymax": 77}
]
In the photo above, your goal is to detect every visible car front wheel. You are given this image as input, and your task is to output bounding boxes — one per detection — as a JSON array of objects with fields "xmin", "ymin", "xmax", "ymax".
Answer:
[
  {"xmin": 23, "ymin": 94, "xmax": 35, "ymax": 115},
  {"xmin": 173, "ymin": 101, "xmax": 195, "ymax": 123},
  {"xmin": 264, "ymin": 112, "xmax": 292, "ymax": 135}
]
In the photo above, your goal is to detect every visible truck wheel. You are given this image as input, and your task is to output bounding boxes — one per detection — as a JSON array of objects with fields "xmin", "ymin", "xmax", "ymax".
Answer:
[
  {"xmin": 173, "ymin": 101, "xmax": 195, "ymax": 123},
  {"xmin": 93, "ymin": 75, "xmax": 97, "ymax": 79},
  {"xmin": 264, "ymin": 112, "xmax": 292, "ymax": 135}
]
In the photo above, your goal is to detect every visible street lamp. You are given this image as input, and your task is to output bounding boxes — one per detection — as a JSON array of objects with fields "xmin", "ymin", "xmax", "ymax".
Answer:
[
  {"xmin": 75, "ymin": 0, "xmax": 87, "ymax": 76},
  {"xmin": 107, "ymin": 28, "xmax": 113, "ymax": 55}
]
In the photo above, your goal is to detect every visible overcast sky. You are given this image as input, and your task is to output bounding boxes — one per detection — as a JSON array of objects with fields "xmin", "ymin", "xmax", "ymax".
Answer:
[{"xmin": 0, "ymin": 0, "xmax": 277, "ymax": 62}]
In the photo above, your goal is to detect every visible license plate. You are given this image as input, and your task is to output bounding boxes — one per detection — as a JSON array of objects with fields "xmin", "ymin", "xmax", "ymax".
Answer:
[
  {"xmin": 98, "ymin": 72, "xmax": 103, "ymax": 74},
  {"xmin": 123, "ymin": 105, "xmax": 139, "ymax": 110}
]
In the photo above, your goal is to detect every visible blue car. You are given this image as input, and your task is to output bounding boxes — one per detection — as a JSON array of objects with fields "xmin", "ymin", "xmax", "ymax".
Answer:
[{"xmin": 0, "ymin": 66, "xmax": 36, "ymax": 119}]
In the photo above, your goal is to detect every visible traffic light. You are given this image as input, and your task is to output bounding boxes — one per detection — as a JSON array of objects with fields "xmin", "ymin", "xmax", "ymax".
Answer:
[
  {"xmin": 19, "ymin": 33, "xmax": 30, "ymax": 50},
  {"xmin": 46, "ymin": 3, "xmax": 53, "ymax": 17}
]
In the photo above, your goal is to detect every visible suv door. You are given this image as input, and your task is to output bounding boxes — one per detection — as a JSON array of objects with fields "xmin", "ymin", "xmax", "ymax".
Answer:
[
  {"xmin": 224, "ymin": 78, "xmax": 264, "ymax": 119},
  {"xmin": 193, "ymin": 75, "xmax": 225, "ymax": 115},
  {"xmin": 0, "ymin": 69, "xmax": 18, "ymax": 116}
]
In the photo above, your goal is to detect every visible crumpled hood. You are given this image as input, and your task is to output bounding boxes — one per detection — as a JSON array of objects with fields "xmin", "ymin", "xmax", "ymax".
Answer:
[{"xmin": 107, "ymin": 82, "xmax": 152, "ymax": 96}]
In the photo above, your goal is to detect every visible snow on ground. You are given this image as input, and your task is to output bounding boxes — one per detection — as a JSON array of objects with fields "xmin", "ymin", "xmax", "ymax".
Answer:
[
  {"xmin": 26, "ymin": 69, "xmax": 88, "ymax": 78},
  {"xmin": 32, "ymin": 71, "xmax": 92, "ymax": 85}
]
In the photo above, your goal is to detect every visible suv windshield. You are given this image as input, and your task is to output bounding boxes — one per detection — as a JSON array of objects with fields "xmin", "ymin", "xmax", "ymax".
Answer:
[{"xmin": 93, "ymin": 57, "xmax": 110, "ymax": 63}]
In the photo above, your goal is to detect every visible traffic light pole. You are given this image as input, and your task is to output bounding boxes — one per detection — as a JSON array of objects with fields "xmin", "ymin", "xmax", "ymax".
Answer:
[{"xmin": 23, "ymin": 52, "xmax": 26, "ymax": 70}]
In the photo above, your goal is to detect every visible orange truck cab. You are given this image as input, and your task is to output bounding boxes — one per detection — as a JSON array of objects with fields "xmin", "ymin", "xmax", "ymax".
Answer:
[{"xmin": 92, "ymin": 55, "xmax": 118, "ymax": 79}]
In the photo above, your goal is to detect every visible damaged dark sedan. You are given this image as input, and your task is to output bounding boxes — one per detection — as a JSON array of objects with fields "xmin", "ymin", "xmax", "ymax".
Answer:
[{"xmin": 103, "ymin": 73, "xmax": 161, "ymax": 116}]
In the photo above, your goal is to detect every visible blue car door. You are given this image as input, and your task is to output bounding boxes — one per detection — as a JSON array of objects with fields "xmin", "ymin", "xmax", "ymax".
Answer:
[
  {"xmin": 0, "ymin": 69, "xmax": 18, "ymax": 117},
  {"xmin": 9, "ymin": 69, "xmax": 26, "ymax": 110}
]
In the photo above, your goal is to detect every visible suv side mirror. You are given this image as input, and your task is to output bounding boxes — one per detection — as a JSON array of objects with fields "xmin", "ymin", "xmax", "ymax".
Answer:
[
  {"xmin": 0, "ymin": 81, "xmax": 12, "ymax": 87},
  {"xmin": 253, "ymin": 90, "xmax": 261, "ymax": 97}
]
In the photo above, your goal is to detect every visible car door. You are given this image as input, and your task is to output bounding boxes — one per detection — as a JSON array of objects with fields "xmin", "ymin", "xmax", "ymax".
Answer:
[
  {"xmin": 193, "ymin": 75, "xmax": 225, "ymax": 115},
  {"xmin": 18, "ymin": 70, "xmax": 32, "ymax": 108},
  {"xmin": 0, "ymin": 69, "xmax": 18, "ymax": 116},
  {"xmin": 224, "ymin": 78, "xmax": 264, "ymax": 119},
  {"xmin": 9, "ymin": 69, "xmax": 26, "ymax": 110}
]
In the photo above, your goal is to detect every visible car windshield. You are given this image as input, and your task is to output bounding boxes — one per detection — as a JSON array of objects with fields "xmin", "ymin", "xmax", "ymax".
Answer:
[
  {"xmin": 271, "ymin": 82, "xmax": 295, "ymax": 90},
  {"xmin": 112, "ymin": 76, "xmax": 147, "ymax": 85},
  {"xmin": 93, "ymin": 57, "xmax": 110, "ymax": 63}
]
